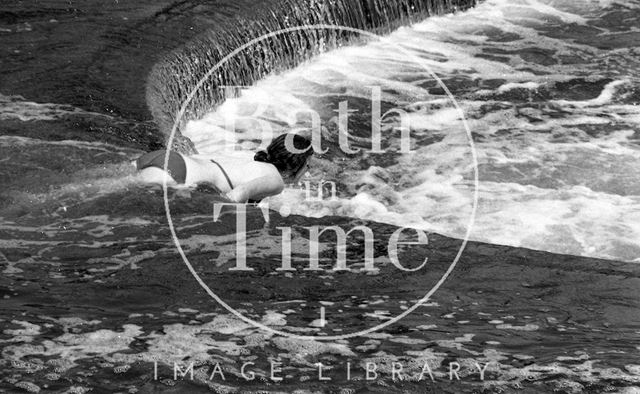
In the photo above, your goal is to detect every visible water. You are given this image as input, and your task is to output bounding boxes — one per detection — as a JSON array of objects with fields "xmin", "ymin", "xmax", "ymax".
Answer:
[
  {"xmin": 186, "ymin": 0, "xmax": 640, "ymax": 262},
  {"xmin": 2, "ymin": 0, "xmax": 640, "ymax": 392},
  {"xmin": 145, "ymin": 0, "xmax": 478, "ymax": 136}
]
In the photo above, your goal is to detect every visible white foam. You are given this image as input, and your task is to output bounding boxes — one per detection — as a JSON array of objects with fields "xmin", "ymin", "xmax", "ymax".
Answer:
[
  {"xmin": 3, "ymin": 321, "xmax": 41, "ymax": 343},
  {"xmin": 497, "ymin": 82, "xmax": 541, "ymax": 93},
  {"xmin": 2, "ymin": 324, "xmax": 142, "ymax": 372}
]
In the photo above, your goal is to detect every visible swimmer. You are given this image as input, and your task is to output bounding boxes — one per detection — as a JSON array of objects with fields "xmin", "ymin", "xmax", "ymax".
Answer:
[{"xmin": 134, "ymin": 133, "xmax": 314, "ymax": 203}]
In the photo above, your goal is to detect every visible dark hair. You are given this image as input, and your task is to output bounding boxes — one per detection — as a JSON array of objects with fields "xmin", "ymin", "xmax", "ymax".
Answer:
[{"xmin": 254, "ymin": 134, "xmax": 313, "ymax": 174}]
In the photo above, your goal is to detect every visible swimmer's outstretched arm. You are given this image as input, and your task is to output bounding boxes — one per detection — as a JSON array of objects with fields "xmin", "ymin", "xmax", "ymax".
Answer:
[{"xmin": 225, "ymin": 175, "xmax": 285, "ymax": 203}]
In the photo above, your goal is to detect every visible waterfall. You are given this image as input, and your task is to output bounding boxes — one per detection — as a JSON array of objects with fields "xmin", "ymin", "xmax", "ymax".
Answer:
[{"xmin": 145, "ymin": 0, "xmax": 479, "ymax": 153}]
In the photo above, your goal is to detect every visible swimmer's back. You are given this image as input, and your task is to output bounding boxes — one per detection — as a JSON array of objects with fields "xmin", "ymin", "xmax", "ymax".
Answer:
[
  {"xmin": 135, "ymin": 150, "xmax": 284, "ymax": 202},
  {"xmin": 184, "ymin": 153, "xmax": 281, "ymax": 191}
]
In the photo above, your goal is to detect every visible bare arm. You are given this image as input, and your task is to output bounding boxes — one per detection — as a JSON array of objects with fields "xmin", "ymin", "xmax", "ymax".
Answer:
[{"xmin": 225, "ymin": 175, "xmax": 285, "ymax": 203}]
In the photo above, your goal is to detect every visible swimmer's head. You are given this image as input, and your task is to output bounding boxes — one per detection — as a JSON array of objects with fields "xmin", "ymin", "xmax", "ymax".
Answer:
[{"xmin": 254, "ymin": 134, "xmax": 314, "ymax": 182}]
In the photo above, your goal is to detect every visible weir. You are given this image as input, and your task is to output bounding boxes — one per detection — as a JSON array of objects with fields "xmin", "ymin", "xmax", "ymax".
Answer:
[{"xmin": 145, "ymin": 0, "xmax": 479, "ymax": 153}]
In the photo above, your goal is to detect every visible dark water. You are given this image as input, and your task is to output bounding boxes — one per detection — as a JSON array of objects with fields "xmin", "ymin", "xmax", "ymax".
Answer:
[{"xmin": 1, "ymin": 0, "xmax": 640, "ymax": 393}]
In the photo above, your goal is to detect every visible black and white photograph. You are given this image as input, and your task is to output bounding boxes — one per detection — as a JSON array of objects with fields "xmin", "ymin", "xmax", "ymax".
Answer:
[{"xmin": 1, "ymin": 0, "xmax": 639, "ymax": 392}]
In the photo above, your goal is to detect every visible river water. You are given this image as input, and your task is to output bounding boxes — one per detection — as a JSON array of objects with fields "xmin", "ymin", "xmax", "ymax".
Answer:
[{"xmin": 1, "ymin": 0, "xmax": 640, "ymax": 393}]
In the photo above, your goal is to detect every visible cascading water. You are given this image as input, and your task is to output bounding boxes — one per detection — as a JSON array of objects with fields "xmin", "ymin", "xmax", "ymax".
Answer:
[{"xmin": 145, "ymin": 0, "xmax": 478, "ymax": 151}]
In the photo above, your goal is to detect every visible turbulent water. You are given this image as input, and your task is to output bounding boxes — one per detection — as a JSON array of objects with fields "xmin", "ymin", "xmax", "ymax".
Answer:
[
  {"xmin": 2, "ymin": 0, "xmax": 638, "ymax": 260},
  {"xmin": 2, "ymin": 0, "xmax": 640, "ymax": 393},
  {"xmin": 186, "ymin": 0, "xmax": 640, "ymax": 263}
]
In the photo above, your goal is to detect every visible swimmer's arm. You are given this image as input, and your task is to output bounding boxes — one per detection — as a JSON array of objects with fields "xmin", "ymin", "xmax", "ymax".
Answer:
[{"xmin": 225, "ymin": 175, "xmax": 285, "ymax": 203}]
